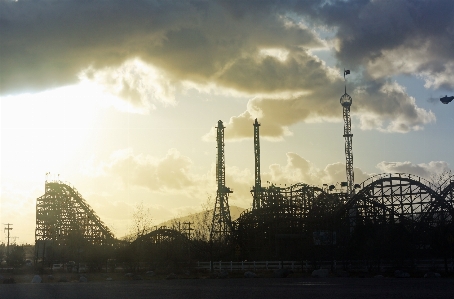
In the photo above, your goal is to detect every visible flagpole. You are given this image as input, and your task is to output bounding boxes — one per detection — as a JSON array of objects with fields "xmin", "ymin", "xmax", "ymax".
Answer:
[{"xmin": 343, "ymin": 69, "xmax": 350, "ymax": 93}]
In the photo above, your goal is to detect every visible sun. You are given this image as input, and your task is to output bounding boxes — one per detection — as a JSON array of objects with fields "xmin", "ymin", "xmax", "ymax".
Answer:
[{"xmin": 0, "ymin": 82, "xmax": 112, "ymax": 182}]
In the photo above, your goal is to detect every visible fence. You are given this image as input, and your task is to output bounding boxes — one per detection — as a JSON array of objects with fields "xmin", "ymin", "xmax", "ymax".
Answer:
[
  {"xmin": 196, "ymin": 260, "xmax": 332, "ymax": 272},
  {"xmin": 196, "ymin": 259, "xmax": 454, "ymax": 273}
]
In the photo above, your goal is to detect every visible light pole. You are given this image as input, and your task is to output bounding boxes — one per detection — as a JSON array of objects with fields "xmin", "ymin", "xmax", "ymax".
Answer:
[{"xmin": 440, "ymin": 95, "xmax": 454, "ymax": 104}]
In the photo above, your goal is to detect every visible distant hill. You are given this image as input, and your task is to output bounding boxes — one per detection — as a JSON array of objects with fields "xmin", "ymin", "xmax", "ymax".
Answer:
[
  {"xmin": 157, "ymin": 205, "xmax": 246, "ymax": 229},
  {"xmin": 121, "ymin": 206, "xmax": 247, "ymax": 241}
]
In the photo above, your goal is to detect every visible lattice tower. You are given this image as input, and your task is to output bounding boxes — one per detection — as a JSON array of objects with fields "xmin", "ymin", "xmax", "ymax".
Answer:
[
  {"xmin": 340, "ymin": 85, "xmax": 354, "ymax": 195},
  {"xmin": 210, "ymin": 120, "xmax": 233, "ymax": 242},
  {"xmin": 253, "ymin": 118, "xmax": 262, "ymax": 209}
]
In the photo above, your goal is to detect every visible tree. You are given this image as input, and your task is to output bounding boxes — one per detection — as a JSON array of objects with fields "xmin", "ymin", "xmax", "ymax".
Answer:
[
  {"xmin": 129, "ymin": 201, "xmax": 154, "ymax": 241},
  {"xmin": 116, "ymin": 202, "xmax": 154, "ymax": 271},
  {"xmin": 0, "ymin": 243, "xmax": 5, "ymax": 263},
  {"xmin": 430, "ymin": 169, "xmax": 453, "ymax": 190}
]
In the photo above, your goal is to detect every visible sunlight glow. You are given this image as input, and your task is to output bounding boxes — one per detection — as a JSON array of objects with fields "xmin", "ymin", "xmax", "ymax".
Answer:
[
  {"xmin": 259, "ymin": 48, "xmax": 290, "ymax": 62},
  {"xmin": 0, "ymin": 83, "xmax": 108, "ymax": 181}
]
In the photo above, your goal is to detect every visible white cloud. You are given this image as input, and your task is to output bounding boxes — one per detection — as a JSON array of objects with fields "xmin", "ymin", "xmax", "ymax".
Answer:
[
  {"xmin": 79, "ymin": 59, "xmax": 176, "ymax": 114},
  {"xmin": 261, "ymin": 152, "xmax": 371, "ymax": 187},
  {"xmin": 106, "ymin": 148, "xmax": 202, "ymax": 193},
  {"xmin": 376, "ymin": 161, "xmax": 452, "ymax": 181},
  {"xmin": 356, "ymin": 81, "xmax": 436, "ymax": 133},
  {"xmin": 214, "ymin": 79, "xmax": 435, "ymax": 141}
]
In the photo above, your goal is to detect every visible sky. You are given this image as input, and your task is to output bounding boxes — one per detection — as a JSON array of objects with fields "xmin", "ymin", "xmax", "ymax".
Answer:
[{"xmin": 1, "ymin": 0, "xmax": 453, "ymax": 244}]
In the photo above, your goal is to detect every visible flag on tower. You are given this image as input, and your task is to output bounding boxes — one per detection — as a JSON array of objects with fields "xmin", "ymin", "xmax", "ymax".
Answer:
[{"xmin": 344, "ymin": 69, "xmax": 350, "ymax": 77}]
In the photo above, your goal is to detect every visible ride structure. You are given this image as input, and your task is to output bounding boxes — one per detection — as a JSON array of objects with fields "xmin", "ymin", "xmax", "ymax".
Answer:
[
  {"xmin": 340, "ymin": 69, "xmax": 354, "ymax": 195},
  {"xmin": 33, "ymin": 108, "xmax": 453, "ymax": 264},
  {"xmin": 35, "ymin": 180, "xmax": 117, "ymax": 260},
  {"xmin": 209, "ymin": 120, "xmax": 233, "ymax": 243}
]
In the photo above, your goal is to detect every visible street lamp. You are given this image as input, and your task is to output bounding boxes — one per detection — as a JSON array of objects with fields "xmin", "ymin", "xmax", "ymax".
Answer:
[{"xmin": 440, "ymin": 95, "xmax": 454, "ymax": 104}]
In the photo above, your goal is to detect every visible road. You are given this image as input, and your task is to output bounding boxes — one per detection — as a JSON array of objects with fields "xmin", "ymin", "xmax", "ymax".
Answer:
[{"xmin": 2, "ymin": 277, "xmax": 454, "ymax": 299}]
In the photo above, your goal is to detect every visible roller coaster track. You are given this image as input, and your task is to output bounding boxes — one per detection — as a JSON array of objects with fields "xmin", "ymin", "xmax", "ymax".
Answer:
[
  {"xmin": 233, "ymin": 173, "xmax": 454, "ymax": 259},
  {"xmin": 35, "ymin": 181, "xmax": 116, "ymax": 247},
  {"xmin": 343, "ymin": 173, "xmax": 454, "ymax": 226}
]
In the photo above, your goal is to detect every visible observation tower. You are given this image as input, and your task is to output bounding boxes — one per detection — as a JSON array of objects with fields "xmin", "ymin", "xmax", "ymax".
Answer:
[{"xmin": 340, "ymin": 70, "xmax": 354, "ymax": 195}]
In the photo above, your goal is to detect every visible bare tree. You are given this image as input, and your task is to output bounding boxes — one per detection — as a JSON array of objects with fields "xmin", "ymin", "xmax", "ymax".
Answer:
[
  {"xmin": 129, "ymin": 201, "xmax": 154, "ymax": 241},
  {"xmin": 430, "ymin": 169, "xmax": 453, "ymax": 190},
  {"xmin": 115, "ymin": 202, "xmax": 154, "ymax": 271},
  {"xmin": 191, "ymin": 196, "xmax": 214, "ymax": 242}
]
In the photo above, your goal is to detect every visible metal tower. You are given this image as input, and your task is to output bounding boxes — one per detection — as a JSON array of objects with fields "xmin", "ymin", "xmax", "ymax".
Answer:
[
  {"xmin": 340, "ymin": 70, "xmax": 354, "ymax": 195},
  {"xmin": 210, "ymin": 120, "xmax": 232, "ymax": 242},
  {"xmin": 252, "ymin": 118, "xmax": 262, "ymax": 209}
]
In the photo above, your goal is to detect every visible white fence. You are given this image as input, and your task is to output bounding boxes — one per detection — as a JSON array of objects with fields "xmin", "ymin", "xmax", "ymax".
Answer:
[
  {"xmin": 196, "ymin": 260, "xmax": 331, "ymax": 272},
  {"xmin": 196, "ymin": 259, "xmax": 454, "ymax": 272}
]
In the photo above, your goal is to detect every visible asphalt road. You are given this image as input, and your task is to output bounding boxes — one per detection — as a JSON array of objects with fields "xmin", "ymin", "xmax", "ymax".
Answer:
[{"xmin": 1, "ymin": 277, "xmax": 454, "ymax": 299}]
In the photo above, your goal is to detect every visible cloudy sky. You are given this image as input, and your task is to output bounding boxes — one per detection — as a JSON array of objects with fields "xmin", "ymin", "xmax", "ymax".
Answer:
[{"xmin": 1, "ymin": 0, "xmax": 453, "ymax": 243}]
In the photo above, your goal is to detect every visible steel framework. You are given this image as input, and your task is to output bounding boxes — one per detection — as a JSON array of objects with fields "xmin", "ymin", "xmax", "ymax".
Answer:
[
  {"xmin": 131, "ymin": 226, "xmax": 190, "ymax": 265},
  {"xmin": 339, "ymin": 173, "xmax": 454, "ymax": 238},
  {"xmin": 234, "ymin": 183, "xmax": 348, "ymax": 259},
  {"xmin": 35, "ymin": 181, "xmax": 116, "ymax": 249},
  {"xmin": 210, "ymin": 120, "xmax": 233, "ymax": 243},
  {"xmin": 252, "ymin": 118, "xmax": 262, "ymax": 210},
  {"xmin": 340, "ymin": 70, "xmax": 354, "ymax": 195},
  {"xmin": 233, "ymin": 174, "xmax": 454, "ymax": 260},
  {"xmin": 134, "ymin": 227, "xmax": 188, "ymax": 245},
  {"xmin": 340, "ymin": 88, "xmax": 354, "ymax": 195}
]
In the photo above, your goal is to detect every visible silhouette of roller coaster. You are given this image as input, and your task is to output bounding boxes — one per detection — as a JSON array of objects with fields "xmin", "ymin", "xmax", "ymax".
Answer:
[
  {"xmin": 34, "ymin": 114, "xmax": 453, "ymax": 263},
  {"xmin": 35, "ymin": 181, "xmax": 118, "ymax": 260},
  {"xmin": 233, "ymin": 173, "xmax": 454, "ymax": 260},
  {"xmin": 34, "ymin": 171, "xmax": 453, "ymax": 262}
]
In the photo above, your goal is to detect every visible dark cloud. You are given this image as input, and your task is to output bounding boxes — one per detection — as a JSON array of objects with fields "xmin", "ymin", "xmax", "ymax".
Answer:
[
  {"xmin": 293, "ymin": 0, "xmax": 454, "ymax": 89},
  {"xmin": 219, "ymin": 77, "xmax": 435, "ymax": 140},
  {"xmin": 0, "ymin": 0, "xmax": 323, "ymax": 95},
  {"xmin": 3, "ymin": 0, "xmax": 452, "ymax": 94},
  {"xmin": 0, "ymin": 0, "xmax": 445, "ymax": 134}
]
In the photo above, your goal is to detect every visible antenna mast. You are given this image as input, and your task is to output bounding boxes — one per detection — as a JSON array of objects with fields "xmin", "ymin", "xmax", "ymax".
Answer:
[
  {"xmin": 210, "ymin": 120, "xmax": 232, "ymax": 242},
  {"xmin": 340, "ymin": 69, "xmax": 354, "ymax": 195}
]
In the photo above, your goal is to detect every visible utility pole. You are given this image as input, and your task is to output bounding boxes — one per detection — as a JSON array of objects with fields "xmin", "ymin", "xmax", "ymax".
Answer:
[
  {"xmin": 183, "ymin": 222, "xmax": 194, "ymax": 263},
  {"xmin": 182, "ymin": 222, "xmax": 194, "ymax": 240},
  {"xmin": 4, "ymin": 223, "xmax": 13, "ymax": 257}
]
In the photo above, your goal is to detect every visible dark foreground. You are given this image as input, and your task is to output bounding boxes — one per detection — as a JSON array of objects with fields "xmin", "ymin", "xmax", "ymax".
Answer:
[{"xmin": 1, "ymin": 277, "xmax": 454, "ymax": 299}]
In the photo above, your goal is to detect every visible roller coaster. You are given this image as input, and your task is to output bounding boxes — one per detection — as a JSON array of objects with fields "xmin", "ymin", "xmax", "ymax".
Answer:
[
  {"xmin": 34, "ymin": 171, "xmax": 453, "ymax": 263},
  {"xmin": 34, "ymin": 112, "xmax": 453, "ymax": 264},
  {"xmin": 233, "ymin": 173, "xmax": 454, "ymax": 261},
  {"xmin": 34, "ymin": 180, "xmax": 118, "ymax": 261}
]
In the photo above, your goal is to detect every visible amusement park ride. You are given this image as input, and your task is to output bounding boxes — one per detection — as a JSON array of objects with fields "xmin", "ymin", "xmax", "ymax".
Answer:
[{"xmin": 35, "ymin": 70, "xmax": 454, "ymax": 262}]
